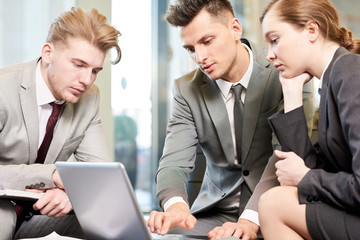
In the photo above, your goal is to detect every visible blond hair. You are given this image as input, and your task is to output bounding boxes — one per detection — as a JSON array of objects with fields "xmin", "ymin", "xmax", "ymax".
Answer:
[{"xmin": 46, "ymin": 7, "xmax": 122, "ymax": 64}]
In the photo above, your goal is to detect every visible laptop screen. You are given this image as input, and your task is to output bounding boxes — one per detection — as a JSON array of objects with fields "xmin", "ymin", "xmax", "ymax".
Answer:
[{"xmin": 55, "ymin": 161, "xmax": 152, "ymax": 240}]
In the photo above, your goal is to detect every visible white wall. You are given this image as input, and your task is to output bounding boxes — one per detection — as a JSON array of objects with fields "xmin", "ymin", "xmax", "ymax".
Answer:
[{"xmin": 0, "ymin": 0, "xmax": 75, "ymax": 67}]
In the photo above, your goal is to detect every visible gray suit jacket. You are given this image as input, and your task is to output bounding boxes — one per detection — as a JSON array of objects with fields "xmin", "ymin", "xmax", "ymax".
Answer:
[
  {"xmin": 156, "ymin": 39, "xmax": 296, "ymax": 214},
  {"xmin": 0, "ymin": 58, "xmax": 110, "ymax": 191},
  {"xmin": 269, "ymin": 47, "xmax": 360, "ymax": 213}
]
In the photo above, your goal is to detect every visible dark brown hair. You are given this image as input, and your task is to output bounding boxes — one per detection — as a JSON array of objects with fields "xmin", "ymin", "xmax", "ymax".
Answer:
[
  {"xmin": 165, "ymin": 0, "xmax": 234, "ymax": 27},
  {"xmin": 260, "ymin": 0, "xmax": 360, "ymax": 54},
  {"xmin": 47, "ymin": 7, "xmax": 122, "ymax": 64}
]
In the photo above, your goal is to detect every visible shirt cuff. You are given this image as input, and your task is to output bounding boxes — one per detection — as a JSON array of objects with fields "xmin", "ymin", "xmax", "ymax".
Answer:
[
  {"xmin": 163, "ymin": 196, "xmax": 188, "ymax": 212},
  {"xmin": 239, "ymin": 209, "xmax": 259, "ymax": 226}
]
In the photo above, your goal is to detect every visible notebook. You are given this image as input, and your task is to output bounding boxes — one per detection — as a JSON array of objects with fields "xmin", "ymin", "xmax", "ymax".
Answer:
[{"xmin": 55, "ymin": 161, "xmax": 209, "ymax": 240}]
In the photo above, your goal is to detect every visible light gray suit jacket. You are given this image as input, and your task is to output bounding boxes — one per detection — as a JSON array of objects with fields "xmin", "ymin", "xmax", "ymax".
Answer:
[
  {"xmin": 156, "ymin": 39, "xmax": 311, "ymax": 214},
  {"xmin": 0, "ymin": 58, "xmax": 110, "ymax": 191}
]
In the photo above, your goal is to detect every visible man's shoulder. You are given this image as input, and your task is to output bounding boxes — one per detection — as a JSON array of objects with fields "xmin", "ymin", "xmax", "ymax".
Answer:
[
  {"xmin": 77, "ymin": 84, "xmax": 99, "ymax": 102},
  {"xmin": 241, "ymin": 38, "xmax": 263, "ymax": 53},
  {"xmin": 241, "ymin": 38, "xmax": 274, "ymax": 69},
  {"xmin": 0, "ymin": 58, "xmax": 38, "ymax": 74},
  {"xmin": 0, "ymin": 58, "xmax": 39, "ymax": 86},
  {"xmin": 177, "ymin": 68, "xmax": 203, "ymax": 81},
  {"xmin": 0, "ymin": 59, "xmax": 39, "ymax": 93},
  {"xmin": 175, "ymin": 68, "xmax": 210, "ymax": 90},
  {"xmin": 64, "ymin": 85, "xmax": 100, "ymax": 122}
]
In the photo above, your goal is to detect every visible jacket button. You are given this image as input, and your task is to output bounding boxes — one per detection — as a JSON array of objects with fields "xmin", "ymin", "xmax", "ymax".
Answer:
[
  {"xmin": 40, "ymin": 182, "xmax": 45, "ymax": 188},
  {"xmin": 307, "ymin": 196, "xmax": 313, "ymax": 202},
  {"xmin": 243, "ymin": 170, "xmax": 249, "ymax": 176}
]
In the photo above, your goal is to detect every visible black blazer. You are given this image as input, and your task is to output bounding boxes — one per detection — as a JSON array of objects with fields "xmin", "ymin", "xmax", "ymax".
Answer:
[{"xmin": 269, "ymin": 47, "xmax": 360, "ymax": 213}]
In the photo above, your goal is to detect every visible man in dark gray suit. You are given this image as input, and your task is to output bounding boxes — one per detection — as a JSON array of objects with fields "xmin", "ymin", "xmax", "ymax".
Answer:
[
  {"xmin": 147, "ymin": 0, "xmax": 314, "ymax": 239},
  {"xmin": 0, "ymin": 7, "xmax": 121, "ymax": 239}
]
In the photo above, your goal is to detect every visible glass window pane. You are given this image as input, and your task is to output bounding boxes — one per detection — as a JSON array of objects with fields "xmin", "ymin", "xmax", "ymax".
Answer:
[{"xmin": 111, "ymin": 0, "xmax": 153, "ymax": 212}]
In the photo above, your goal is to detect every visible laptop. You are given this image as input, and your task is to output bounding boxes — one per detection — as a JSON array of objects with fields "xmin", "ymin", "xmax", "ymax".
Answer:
[{"xmin": 55, "ymin": 161, "xmax": 210, "ymax": 240}]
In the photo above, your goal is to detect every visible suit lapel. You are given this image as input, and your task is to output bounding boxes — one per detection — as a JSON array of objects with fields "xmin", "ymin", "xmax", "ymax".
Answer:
[
  {"xmin": 241, "ymin": 40, "xmax": 272, "ymax": 165},
  {"xmin": 20, "ymin": 59, "xmax": 40, "ymax": 164},
  {"xmin": 201, "ymin": 75, "xmax": 236, "ymax": 165},
  {"xmin": 318, "ymin": 47, "xmax": 347, "ymax": 158},
  {"xmin": 242, "ymin": 62, "xmax": 270, "ymax": 163}
]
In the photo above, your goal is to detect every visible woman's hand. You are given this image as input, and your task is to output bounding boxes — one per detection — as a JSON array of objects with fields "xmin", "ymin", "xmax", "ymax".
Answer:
[
  {"xmin": 279, "ymin": 72, "xmax": 312, "ymax": 113},
  {"xmin": 279, "ymin": 72, "xmax": 312, "ymax": 88},
  {"xmin": 274, "ymin": 150, "xmax": 310, "ymax": 186}
]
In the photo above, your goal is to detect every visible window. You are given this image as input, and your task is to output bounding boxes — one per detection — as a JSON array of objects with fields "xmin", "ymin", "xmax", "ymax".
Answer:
[{"xmin": 111, "ymin": 0, "xmax": 154, "ymax": 212}]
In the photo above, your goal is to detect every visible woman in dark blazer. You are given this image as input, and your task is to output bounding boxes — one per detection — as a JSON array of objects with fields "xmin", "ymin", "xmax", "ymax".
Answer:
[{"xmin": 258, "ymin": 0, "xmax": 360, "ymax": 239}]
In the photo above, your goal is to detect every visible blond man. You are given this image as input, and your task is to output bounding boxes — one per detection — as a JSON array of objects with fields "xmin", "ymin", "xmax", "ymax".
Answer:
[{"xmin": 0, "ymin": 7, "xmax": 121, "ymax": 238}]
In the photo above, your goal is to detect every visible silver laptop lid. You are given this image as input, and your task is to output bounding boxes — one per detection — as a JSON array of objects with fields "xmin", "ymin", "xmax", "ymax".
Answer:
[{"xmin": 55, "ymin": 161, "xmax": 152, "ymax": 240}]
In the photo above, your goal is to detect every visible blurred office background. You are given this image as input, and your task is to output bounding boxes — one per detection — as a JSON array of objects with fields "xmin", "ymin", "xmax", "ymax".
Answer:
[{"xmin": 1, "ymin": 0, "xmax": 359, "ymax": 213}]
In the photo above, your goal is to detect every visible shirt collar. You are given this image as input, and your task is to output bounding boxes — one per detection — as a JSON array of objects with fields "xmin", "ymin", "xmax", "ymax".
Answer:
[
  {"xmin": 216, "ymin": 43, "xmax": 253, "ymax": 98},
  {"xmin": 36, "ymin": 60, "xmax": 65, "ymax": 106}
]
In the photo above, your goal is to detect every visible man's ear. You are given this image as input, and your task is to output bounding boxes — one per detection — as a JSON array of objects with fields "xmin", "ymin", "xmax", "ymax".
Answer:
[
  {"xmin": 305, "ymin": 20, "xmax": 319, "ymax": 42},
  {"xmin": 231, "ymin": 18, "xmax": 243, "ymax": 40},
  {"xmin": 41, "ymin": 43, "xmax": 53, "ymax": 64}
]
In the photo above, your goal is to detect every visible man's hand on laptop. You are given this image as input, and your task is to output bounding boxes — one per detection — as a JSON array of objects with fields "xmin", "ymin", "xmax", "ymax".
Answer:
[
  {"xmin": 207, "ymin": 219, "xmax": 259, "ymax": 240},
  {"xmin": 147, "ymin": 202, "xmax": 197, "ymax": 236}
]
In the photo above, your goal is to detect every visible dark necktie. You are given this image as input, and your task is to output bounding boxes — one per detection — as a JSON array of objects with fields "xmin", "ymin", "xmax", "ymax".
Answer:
[
  {"xmin": 232, "ymin": 85, "xmax": 251, "ymax": 215},
  {"xmin": 35, "ymin": 102, "xmax": 63, "ymax": 164},
  {"xmin": 231, "ymin": 84, "xmax": 244, "ymax": 166}
]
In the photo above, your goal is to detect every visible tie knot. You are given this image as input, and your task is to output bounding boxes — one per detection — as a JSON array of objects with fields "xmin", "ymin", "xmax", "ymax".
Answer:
[
  {"xmin": 49, "ymin": 102, "xmax": 63, "ymax": 118},
  {"xmin": 231, "ymin": 84, "xmax": 244, "ymax": 101}
]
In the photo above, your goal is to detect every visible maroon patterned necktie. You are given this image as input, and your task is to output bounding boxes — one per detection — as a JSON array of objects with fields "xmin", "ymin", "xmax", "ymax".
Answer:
[{"xmin": 35, "ymin": 102, "xmax": 63, "ymax": 164}]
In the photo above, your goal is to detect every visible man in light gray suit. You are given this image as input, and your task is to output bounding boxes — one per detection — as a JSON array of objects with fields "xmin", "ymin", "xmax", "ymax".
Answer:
[
  {"xmin": 147, "ymin": 0, "xmax": 314, "ymax": 239},
  {"xmin": 0, "ymin": 7, "xmax": 121, "ymax": 239}
]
